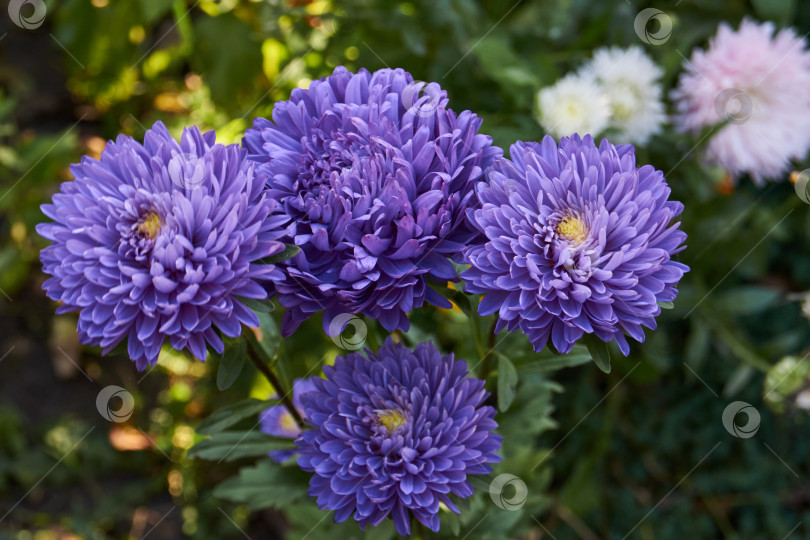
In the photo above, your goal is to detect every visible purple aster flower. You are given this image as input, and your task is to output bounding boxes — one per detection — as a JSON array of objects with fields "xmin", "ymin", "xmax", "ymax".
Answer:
[
  {"xmin": 260, "ymin": 378, "xmax": 317, "ymax": 462},
  {"xmin": 243, "ymin": 66, "xmax": 501, "ymax": 336},
  {"xmin": 462, "ymin": 135, "xmax": 688, "ymax": 355},
  {"xmin": 37, "ymin": 121, "xmax": 286, "ymax": 370},
  {"xmin": 296, "ymin": 338, "xmax": 501, "ymax": 535}
]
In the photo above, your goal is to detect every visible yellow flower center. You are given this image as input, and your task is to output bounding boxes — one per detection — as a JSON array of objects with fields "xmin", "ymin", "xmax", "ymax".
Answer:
[
  {"xmin": 137, "ymin": 212, "xmax": 162, "ymax": 239},
  {"xmin": 556, "ymin": 215, "xmax": 587, "ymax": 244},
  {"xmin": 280, "ymin": 412, "xmax": 298, "ymax": 432},
  {"xmin": 613, "ymin": 102, "xmax": 633, "ymax": 121},
  {"xmin": 377, "ymin": 409, "xmax": 406, "ymax": 432},
  {"xmin": 610, "ymin": 81, "xmax": 641, "ymax": 121},
  {"xmin": 563, "ymin": 98, "xmax": 582, "ymax": 120}
]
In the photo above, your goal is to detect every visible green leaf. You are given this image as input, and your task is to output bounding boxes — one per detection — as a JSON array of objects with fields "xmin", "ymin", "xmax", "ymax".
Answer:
[
  {"xmin": 443, "ymin": 510, "xmax": 461, "ymax": 536},
  {"xmin": 497, "ymin": 353, "xmax": 519, "ymax": 412},
  {"xmin": 498, "ymin": 377, "xmax": 562, "ymax": 445},
  {"xmin": 710, "ymin": 319, "xmax": 771, "ymax": 372},
  {"xmin": 257, "ymin": 244, "xmax": 300, "ymax": 265},
  {"xmin": 685, "ymin": 318, "xmax": 711, "ymax": 369},
  {"xmin": 196, "ymin": 398, "xmax": 275, "ymax": 435},
  {"xmin": 216, "ymin": 337, "xmax": 247, "ymax": 391},
  {"xmin": 402, "ymin": 26, "xmax": 426, "ymax": 55},
  {"xmin": 751, "ymin": 0, "xmax": 795, "ymax": 24},
  {"xmin": 658, "ymin": 301, "xmax": 675, "ymax": 310},
  {"xmin": 189, "ymin": 431, "xmax": 293, "ymax": 462},
  {"xmin": 245, "ymin": 311, "xmax": 282, "ymax": 364},
  {"xmin": 715, "ymin": 286, "xmax": 780, "ymax": 316},
  {"xmin": 236, "ymin": 296, "xmax": 275, "ymax": 313},
  {"xmin": 473, "ymin": 35, "xmax": 539, "ymax": 104},
  {"xmin": 583, "ymin": 335, "xmax": 611, "ymax": 373},
  {"xmin": 558, "ymin": 450, "xmax": 605, "ymax": 515},
  {"xmin": 722, "ymin": 364, "xmax": 755, "ymax": 399},
  {"xmin": 401, "ymin": 321, "xmax": 438, "ymax": 348},
  {"xmin": 213, "ymin": 460, "xmax": 307, "ymax": 510},
  {"xmin": 428, "ymin": 282, "xmax": 471, "ymax": 317},
  {"xmin": 517, "ymin": 344, "xmax": 592, "ymax": 373}
]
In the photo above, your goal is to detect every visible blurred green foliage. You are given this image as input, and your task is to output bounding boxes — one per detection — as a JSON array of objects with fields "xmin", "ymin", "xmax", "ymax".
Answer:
[{"xmin": 2, "ymin": 0, "xmax": 810, "ymax": 538}]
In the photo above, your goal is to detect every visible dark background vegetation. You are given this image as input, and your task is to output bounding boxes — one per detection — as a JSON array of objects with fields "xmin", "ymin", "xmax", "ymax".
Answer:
[{"xmin": 2, "ymin": 0, "xmax": 810, "ymax": 538}]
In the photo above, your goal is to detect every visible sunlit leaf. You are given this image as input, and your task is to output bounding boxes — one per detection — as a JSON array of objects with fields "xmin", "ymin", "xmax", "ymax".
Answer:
[
  {"xmin": 196, "ymin": 398, "xmax": 275, "ymax": 435},
  {"xmin": 215, "ymin": 337, "xmax": 246, "ymax": 391}
]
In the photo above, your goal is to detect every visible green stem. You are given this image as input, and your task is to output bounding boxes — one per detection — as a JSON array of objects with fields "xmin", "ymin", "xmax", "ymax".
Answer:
[
  {"xmin": 469, "ymin": 298, "xmax": 485, "ymax": 361},
  {"xmin": 414, "ymin": 519, "xmax": 425, "ymax": 539},
  {"xmin": 478, "ymin": 318, "xmax": 498, "ymax": 379},
  {"xmin": 364, "ymin": 316, "xmax": 380, "ymax": 351},
  {"xmin": 245, "ymin": 340, "xmax": 305, "ymax": 429}
]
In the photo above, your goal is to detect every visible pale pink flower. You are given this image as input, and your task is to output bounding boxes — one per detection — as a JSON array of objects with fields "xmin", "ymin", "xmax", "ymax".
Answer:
[{"xmin": 673, "ymin": 19, "xmax": 810, "ymax": 183}]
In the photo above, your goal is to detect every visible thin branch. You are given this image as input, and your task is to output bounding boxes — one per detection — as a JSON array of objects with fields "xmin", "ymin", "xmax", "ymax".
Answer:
[{"xmin": 245, "ymin": 342, "xmax": 305, "ymax": 429}]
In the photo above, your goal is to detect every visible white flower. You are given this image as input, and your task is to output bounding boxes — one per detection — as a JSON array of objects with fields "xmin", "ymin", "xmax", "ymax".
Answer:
[
  {"xmin": 582, "ymin": 46, "xmax": 666, "ymax": 145},
  {"xmin": 535, "ymin": 73, "xmax": 610, "ymax": 139},
  {"xmin": 802, "ymin": 294, "xmax": 810, "ymax": 321}
]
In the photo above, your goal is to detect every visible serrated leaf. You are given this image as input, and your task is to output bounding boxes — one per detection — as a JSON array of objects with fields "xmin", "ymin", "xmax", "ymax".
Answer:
[
  {"xmin": 257, "ymin": 244, "xmax": 300, "ymax": 265},
  {"xmin": 518, "ymin": 345, "xmax": 592, "ymax": 373},
  {"xmin": 497, "ymin": 354, "xmax": 519, "ymax": 412},
  {"xmin": 189, "ymin": 431, "xmax": 294, "ymax": 462},
  {"xmin": 213, "ymin": 460, "xmax": 307, "ymax": 509},
  {"xmin": 583, "ymin": 335, "xmax": 611, "ymax": 373},
  {"xmin": 216, "ymin": 337, "xmax": 247, "ymax": 391},
  {"xmin": 196, "ymin": 398, "xmax": 275, "ymax": 435}
]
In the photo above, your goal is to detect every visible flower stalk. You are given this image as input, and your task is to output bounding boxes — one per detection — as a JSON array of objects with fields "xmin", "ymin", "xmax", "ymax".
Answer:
[{"xmin": 245, "ymin": 341, "xmax": 305, "ymax": 429}]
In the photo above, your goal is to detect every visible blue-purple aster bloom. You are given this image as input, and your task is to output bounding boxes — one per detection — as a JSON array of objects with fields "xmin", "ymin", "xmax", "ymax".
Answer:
[
  {"xmin": 260, "ymin": 378, "xmax": 317, "ymax": 462},
  {"xmin": 296, "ymin": 338, "xmax": 501, "ymax": 535},
  {"xmin": 243, "ymin": 66, "xmax": 501, "ymax": 336},
  {"xmin": 463, "ymin": 135, "xmax": 688, "ymax": 355},
  {"xmin": 37, "ymin": 121, "xmax": 286, "ymax": 370}
]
